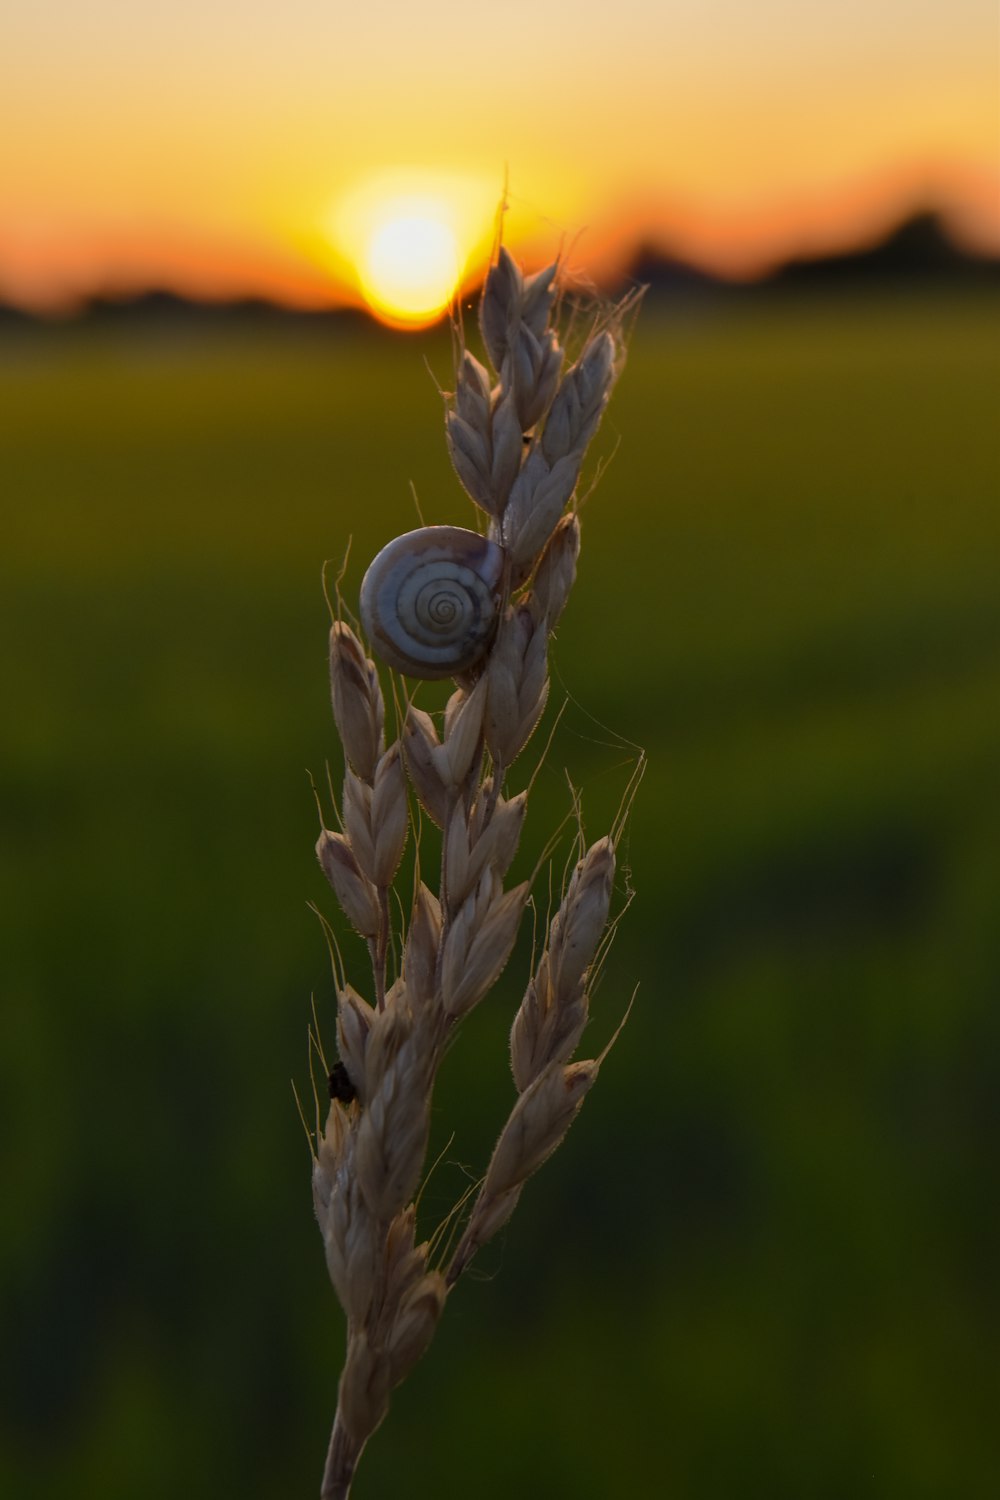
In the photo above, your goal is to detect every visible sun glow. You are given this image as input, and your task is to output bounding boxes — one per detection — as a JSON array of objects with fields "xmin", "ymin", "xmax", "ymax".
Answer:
[
  {"xmin": 326, "ymin": 172, "xmax": 499, "ymax": 329},
  {"xmin": 361, "ymin": 208, "xmax": 460, "ymax": 327}
]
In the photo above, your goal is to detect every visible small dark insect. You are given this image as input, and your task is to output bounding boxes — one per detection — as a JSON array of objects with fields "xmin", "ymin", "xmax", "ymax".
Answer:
[{"xmin": 328, "ymin": 1061, "xmax": 357, "ymax": 1104}]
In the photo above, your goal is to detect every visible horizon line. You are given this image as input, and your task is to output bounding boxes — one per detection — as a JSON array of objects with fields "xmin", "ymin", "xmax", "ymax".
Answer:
[{"xmin": 2, "ymin": 203, "xmax": 997, "ymax": 327}]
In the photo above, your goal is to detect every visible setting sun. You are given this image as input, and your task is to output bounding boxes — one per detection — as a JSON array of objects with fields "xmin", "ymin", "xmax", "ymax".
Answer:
[
  {"xmin": 360, "ymin": 208, "xmax": 460, "ymax": 328},
  {"xmin": 324, "ymin": 172, "xmax": 500, "ymax": 330}
]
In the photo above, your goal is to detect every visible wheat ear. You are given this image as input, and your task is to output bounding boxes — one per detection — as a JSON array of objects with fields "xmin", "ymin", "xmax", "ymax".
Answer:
[{"xmin": 310, "ymin": 247, "xmax": 639, "ymax": 1499}]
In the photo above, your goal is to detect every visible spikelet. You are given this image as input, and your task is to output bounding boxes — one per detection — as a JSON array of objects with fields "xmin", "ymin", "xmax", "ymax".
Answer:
[{"xmin": 510, "ymin": 837, "xmax": 616, "ymax": 1092}]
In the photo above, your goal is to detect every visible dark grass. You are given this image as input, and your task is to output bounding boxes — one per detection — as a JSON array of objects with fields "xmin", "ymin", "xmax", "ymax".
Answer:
[{"xmin": 1, "ymin": 288, "xmax": 998, "ymax": 1498}]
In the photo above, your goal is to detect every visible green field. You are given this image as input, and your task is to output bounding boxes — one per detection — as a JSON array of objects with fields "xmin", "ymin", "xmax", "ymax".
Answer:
[{"xmin": 2, "ymin": 290, "xmax": 998, "ymax": 1498}]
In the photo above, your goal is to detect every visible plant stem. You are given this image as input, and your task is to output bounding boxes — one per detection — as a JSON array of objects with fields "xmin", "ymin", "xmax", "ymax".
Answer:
[{"xmin": 320, "ymin": 1411, "xmax": 363, "ymax": 1500}]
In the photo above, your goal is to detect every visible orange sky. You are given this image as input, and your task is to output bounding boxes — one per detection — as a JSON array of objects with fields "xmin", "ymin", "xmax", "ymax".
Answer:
[{"xmin": 2, "ymin": 0, "xmax": 997, "ymax": 314}]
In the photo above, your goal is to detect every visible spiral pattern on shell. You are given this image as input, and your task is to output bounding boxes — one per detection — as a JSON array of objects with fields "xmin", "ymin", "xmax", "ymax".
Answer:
[{"xmin": 359, "ymin": 526, "xmax": 505, "ymax": 680}]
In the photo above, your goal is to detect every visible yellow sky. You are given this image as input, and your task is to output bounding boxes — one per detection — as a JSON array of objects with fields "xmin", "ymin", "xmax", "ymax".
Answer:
[{"xmin": 2, "ymin": 0, "xmax": 997, "ymax": 311}]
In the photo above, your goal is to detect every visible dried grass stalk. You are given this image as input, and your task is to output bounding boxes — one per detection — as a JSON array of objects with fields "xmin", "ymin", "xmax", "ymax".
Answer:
[{"xmin": 309, "ymin": 244, "xmax": 641, "ymax": 1498}]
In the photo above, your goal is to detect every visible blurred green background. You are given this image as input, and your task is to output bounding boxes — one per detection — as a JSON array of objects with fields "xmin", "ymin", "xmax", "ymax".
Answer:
[{"xmin": 2, "ymin": 287, "xmax": 998, "ymax": 1498}]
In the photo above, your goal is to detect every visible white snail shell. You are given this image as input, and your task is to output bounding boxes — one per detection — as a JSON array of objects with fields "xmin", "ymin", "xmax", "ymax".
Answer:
[{"xmin": 359, "ymin": 525, "xmax": 505, "ymax": 680}]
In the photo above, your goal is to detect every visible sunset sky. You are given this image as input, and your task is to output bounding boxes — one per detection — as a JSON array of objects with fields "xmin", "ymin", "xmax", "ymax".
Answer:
[{"xmin": 2, "ymin": 0, "xmax": 997, "ymax": 318}]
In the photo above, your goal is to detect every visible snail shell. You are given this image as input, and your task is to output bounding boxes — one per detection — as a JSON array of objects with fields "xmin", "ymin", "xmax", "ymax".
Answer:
[{"xmin": 359, "ymin": 525, "xmax": 505, "ymax": 680}]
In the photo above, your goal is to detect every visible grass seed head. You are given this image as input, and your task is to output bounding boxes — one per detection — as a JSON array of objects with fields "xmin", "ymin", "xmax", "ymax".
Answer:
[{"xmin": 312, "ymin": 239, "xmax": 638, "ymax": 1498}]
